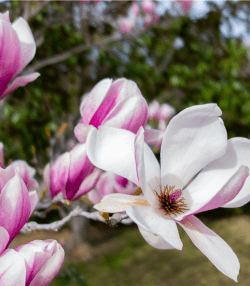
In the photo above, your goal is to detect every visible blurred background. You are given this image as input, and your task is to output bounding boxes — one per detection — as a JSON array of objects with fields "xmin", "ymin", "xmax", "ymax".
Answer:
[{"xmin": 2, "ymin": 0, "xmax": 250, "ymax": 285}]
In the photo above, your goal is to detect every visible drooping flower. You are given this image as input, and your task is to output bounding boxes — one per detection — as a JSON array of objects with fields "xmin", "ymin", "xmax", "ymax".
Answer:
[
  {"xmin": 0, "ymin": 240, "xmax": 64, "ymax": 286},
  {"xmin": 0, "ymin": 11, "xmax": 39, "ymax": 100},
  {"xmin": 86, "ymin": 103, "xmax": 250, "ymax": 281},
  {"xmin": 74, "ymin": 78, "xmax": 148, "ymax": 144},
  {"xmin": 44, "ymin": 143, "xmax": 102, "ymax": 201}
]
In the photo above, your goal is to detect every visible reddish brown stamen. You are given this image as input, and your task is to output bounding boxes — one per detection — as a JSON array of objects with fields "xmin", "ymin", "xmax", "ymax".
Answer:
[{"xmin": 155, "ymin": 186, "xmax": 188, "ymax": 216}]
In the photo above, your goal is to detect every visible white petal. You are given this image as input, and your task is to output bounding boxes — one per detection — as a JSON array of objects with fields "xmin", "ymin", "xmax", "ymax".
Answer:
[
  {"xmin": 178, "ymin": 216, "xmax": 239, "ymax": 282},
  {"xmin": 126, "ymin": 205, "xmax": 183, "ymax": 250},
  {"xmin": 138, "ymin": 226, "xmax": 178, "ymax": 249},
  {"xmin": 176, "ymin": 165, "xmax": 249, "ymax": 221},
  {"xmin": 94, "ymin": 193, "xmax": 150, "ymax": 213},
  {"xmin": 86, "ymin": 126, "xmax": 161, "ymax": 195},
  {"xmin": 161, "ymin": 104, "xmax": 227, "ymax": 190}
]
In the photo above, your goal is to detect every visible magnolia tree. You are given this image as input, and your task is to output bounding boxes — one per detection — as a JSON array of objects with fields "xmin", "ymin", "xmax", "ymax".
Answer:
[{"xmin": 2, "ymin": 0, "xmax": 250, "ymax": 285}]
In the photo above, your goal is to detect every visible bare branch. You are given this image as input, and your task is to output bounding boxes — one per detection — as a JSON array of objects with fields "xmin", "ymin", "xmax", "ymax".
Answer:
[
  {"xmin": 21, "ymin": 207, "xmax": 129, "ymax": 234},
  {"xmin": 23, "ymin": 33, "xmax": 121, "ymax": 74}
]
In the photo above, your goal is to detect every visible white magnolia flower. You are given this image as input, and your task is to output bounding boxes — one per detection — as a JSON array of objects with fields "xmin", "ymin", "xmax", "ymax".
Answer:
[{"xmin": 86, "ymin": 104, "xmax": 250, "ymax": 281}]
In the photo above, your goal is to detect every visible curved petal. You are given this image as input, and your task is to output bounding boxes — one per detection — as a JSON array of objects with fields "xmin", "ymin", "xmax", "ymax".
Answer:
[
  {"xmin": 161, "ymin": 104, "xmax": 227, "ymax": 190},
  {"xmin": 80, "ymin": 78, "xmax": 112, "ymax": 123},
  {"xmin": 29, "ymin": 241, "xmax": 64, "ymax": 286},
  {"xmin": 144, "ymin": 128, "xmax": 164, "ymax": 145},
  {"xmin": 0, "ymin": 226, "xmax": 9, "ymax": 254},
  {"xmin": 178, "ymin": 216, "xmax": 239, "ymax": 282},
  {"xmin": 0, "ymin": 20, "xmax": 21, "ymax": 96},
  {"xmin": 0, "ymin": 174, "xmax": 31, "ymax": 243},
  {"xmin": 0, "ymin": 249, "xmax": 26, "ymax": 285},
  {"xmin": 29, "ymin": 190, "xmax": 38, "ymax": 216},
  {"xmin": 64, "ymin": 144, "xmax": 94, "ymax": 200},
  {"xmin": 102, "ymin": 93, "xmax": 148, "ymax": 133},
  {"xmin": 176, "ymin": 165, "xmax": 249, "ymax": 221},
  {"xmin": 86, "ymin": 126, "xmax": 139, "ymax": 185},
  {"xmin": 74, "ymin": 124, "xmax": 94, "ymax": 144},
  {"xmin": 71, "ymin": 168, "xmax": 102, "ymax": 200},
  {"xmin": 1, "ymin": 72, "xmax": 40, "ymax": 99},
  {"xmin": 11, "ymin": 17, "xmax": 36, "ymax": 76},
  {"xmin": 138, "ymin": 226, "xmax": 178, "ymax": 249},
  {"xmin": 90, "ymin": 78, "xmax": 141, "ymax": 127},
  {"xmin": 11, "ymin": 160, "xmax": 38, "ymax": 190},
  {"xmin": 94, "ymin": 193, "xmax": 150, "ymax": 212},
  {"xmin": 86, "ymin": 126, "xmax": 160, "ymax": 205},
  {"xmin": 222, "ymin": 137, "xmax": 250, "ymax": 208},
  {"xmin": 50, "ymin": 152, "xmax": 70, "ymax": 199},
  {"xmin": 126, "ymin": 205, "xmax": 183, "ymax": 250}
]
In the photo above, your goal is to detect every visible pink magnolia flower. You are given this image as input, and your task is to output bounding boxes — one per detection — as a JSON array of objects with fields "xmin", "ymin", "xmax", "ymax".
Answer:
[
  {"xmin": 131, "ymin": 3, "xmax": 140, "ymax": 17},
  {"xmin": 0, "ymin": 240, "xmax": 64, "ymax": 285},
  {"xmin": 44, "ymin": 144, "xmax": 102, "ymax": 201},
  {"xmin": 88, "ymin": 172, "xmax": 136, "ymax": 204},
  {"xmin": 74, "ymin": 78, "xmax": 148, "ymax": 144},
  {"xmin": 0, "ymin": 142, "xmax": 38, "ymax": 190},
  {"xmin": 177, "ymin": 0, "xmax": 194, "ymax": 13},
  {"xmin": 0, "ymin": 11, "xmax": 39, "ymax": 100},
  {"xmin": 119, "ymin": 17, "xmax": 135, "ymax": 34},
  {"xmin": 142, "ymin": 0, "xmax": 156, "ymax": 15},
  {"xmin": 0, "ymin": 169, "xmax": 38, "ymax": 249},
  {"xmin": 86, "ymin": 104, "xmax": 250, "ymax": 281}
]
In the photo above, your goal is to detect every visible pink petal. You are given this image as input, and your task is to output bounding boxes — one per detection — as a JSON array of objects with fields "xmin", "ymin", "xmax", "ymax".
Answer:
[
  {"xmin": 0, "ymin": 20, "xmax": 21, "ymax": 96},
  {"xmin": 0, "ymin": 226, "xmax": 9, "ymax": 254},
  {"xmin": 178, "ymin": 216, "xmax": 239, "ymax": 281},
  {"xmin": 161, "ymin": 104, "xmax": 227, "ymax": 190},
  {"xmin": 179, "ymin": 166, "xmax": 249, "ymax": 220},
  {"xmin": 74, "ymin": 124, "xmax": 94, "ymax": 144},
  {"xmin": 11, "ymin": 17, "xmax": 36, "ymax": 75},
  {"xmin": 0, "ymin": 249, "xmax": 26, "ymax": 285},
  {"xmin": 29, "ymin": 190, "xmax": 38, "ymax": 216},
  {"xmin": 0, "ymin": 174, "xmax": 31, "ymax": 243},
  {"xmin": 71, "ymin": 168, "xmax": 102, "ymax": 200},
  {"xmin": 65, "ymin": 144, "xmax": 94, "ymax": 200},
  {"xmin": 1, "ymin": 72, "xmax": 40, "ymax": 99},
  {"xmin": 11, "ymin": 160, "xmax": 38, "ymax": 190},
  {"xmin": 50, "ymin": 153, "xmax": 70, "ymax": 199},
  {"xmin": 0, "ymin": 11, "xmax": 10, "ymax": 23},
  {"xmin": 80, "ymin": 78, "xmax": 112, "ymax": 124},
  {"xmin": 90, "ymin": 78, "xmax": 141, "ymax": 127},
  {"xmin": 126, "ymin": 205, "xmax": 183, "ymax": 250},
  {"xmin": 102, "ymin": 93, "xmax": 148, "ymax": 133},
  {"xmin": 144, "ymin": 128, "xmax": 164, "ymax": 145}
]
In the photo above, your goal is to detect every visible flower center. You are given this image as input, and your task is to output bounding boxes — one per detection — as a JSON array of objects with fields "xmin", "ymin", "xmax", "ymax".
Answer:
[{"xmin": 155, "ymin": 186, "xmax": 188, "ymax": 216}]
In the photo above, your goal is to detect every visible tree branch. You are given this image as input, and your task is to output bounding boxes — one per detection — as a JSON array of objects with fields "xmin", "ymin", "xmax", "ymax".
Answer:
[{"xmin": 21, "ymin": 207, "xmax": 129, "ymax": 234}]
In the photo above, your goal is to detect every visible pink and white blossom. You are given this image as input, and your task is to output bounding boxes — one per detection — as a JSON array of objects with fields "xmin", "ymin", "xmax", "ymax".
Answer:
[
  {"xmin": 86, "ymin": 104, "xmax": 250, "ymax": 281},
  {"xmin": 88, "ymin": 172, "xmax": 136, "ymax": 204},
  {"xmin": 0, "ymin": 240, "xmax": 64, "ymax": 286},
  {"xmin": 0, "ymin": 169, "xmax": 38, "ymax": 249},
  {"xmin": 177, "ymin": 0, "xmax": 194, "ymax": 13},
  {"xmin": 142, "ymin": 0, "xmax": 156, "ymax": 15},
  {"xmin": 44, "ymin": 143, "xmax": 102, "ymax": 200},
  {"xmin": 0, "ymin": 11, "xmax": 39, "ymax": 100},
  {"xmin": 119, "ymin": 17, "xmax": 135, "ymax": 34},
  {"xmin": 74, "ymin": 78, "xmax": 148, "ymax": 144}
]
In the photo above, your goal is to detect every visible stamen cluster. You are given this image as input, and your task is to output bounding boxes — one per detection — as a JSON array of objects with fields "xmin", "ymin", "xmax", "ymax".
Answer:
[{"xmin": 156, "ymin": 185, "xmax": 188, "ymax": 216}]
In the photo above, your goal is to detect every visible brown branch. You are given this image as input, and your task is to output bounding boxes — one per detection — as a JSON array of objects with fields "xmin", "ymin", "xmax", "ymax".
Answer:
[{"xmin": 23, "ymin": 33, "xmax": 122, "ymax": 74}]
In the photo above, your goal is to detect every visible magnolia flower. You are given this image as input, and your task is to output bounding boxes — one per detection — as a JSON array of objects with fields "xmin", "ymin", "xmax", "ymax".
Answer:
[
  {"xmin": 74, "ymin": 78, "xmax": 148, "ymax": 144},
  {"xmin": 119, "ymin": 17, "xmax": 135, "ymax": 34},
  {"xmin": 177, "ymin": 0, "xmax": 194, "ymax": 13},
  {"xmin": 44, "ymin": 144, "xmax": 102, "ymax": 200},
  {"xmin": 0, "ymin": 170, "xmax": 38, "ymax": 250},
  {"xmin": 86, "ymin": 104, "xmax": 250, "ymax": 281},
  {"xmin": 88, "ymin": 172, "xmax": 136, "ymax": 204},
  {"xmin": 0, "ymin": 240, "xmax": 64, "ymax": 285},
  {"xmin": 142, "ymin": 0, "xmax": 156, "ymax": 15},
  {"xmin": 0, "ymin": 11, "xmax": 39, "ymax": 100}
]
